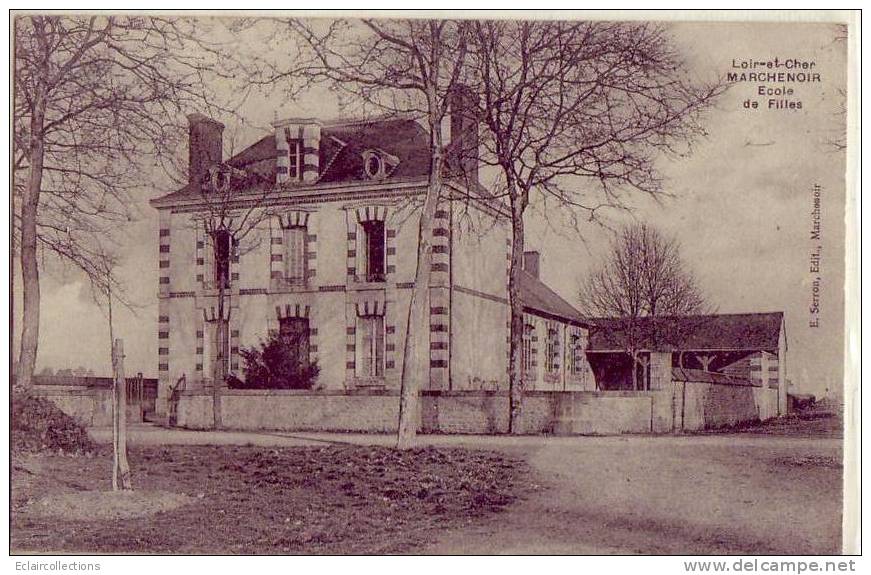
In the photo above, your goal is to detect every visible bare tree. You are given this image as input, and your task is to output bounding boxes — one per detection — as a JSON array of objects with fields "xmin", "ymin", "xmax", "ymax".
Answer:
[
  {"xmin": 282, "ymin": 18, "xmax": 471, "ymax": 448},
  {"xmin": 467, "ymin": 20, "xmax": 723, "ymax": 430},
  {"xmin": 12, "ymin": 15, "xmax": 242, "ymax": 389},
  {"xmin": 580, "ymin": 222, "xmax": 710, "ymax": 389},
  {"xmin": 188, "ymin": 158, "xmax": 284, "ymax": 428}
]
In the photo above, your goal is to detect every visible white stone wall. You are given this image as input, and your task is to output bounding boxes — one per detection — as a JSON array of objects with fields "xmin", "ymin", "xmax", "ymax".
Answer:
[
  {"xmin": 159, "ymin": 193, "xmax": 442, "ymax": 401},
  {"xmin": 451, "ymin": 291, "xmax": 509, "ymax": 389},
  {"xmin": 451, "ymin": 205, "xmax": 510, "ymax": 294},
  {"xmin": 167, "ymin": 212, "xmax": 198, "ymax": 294},
  {"xmin": 157, "ymin": 188, "xmax": 588, "ymax": 410},
  {"xmin": 238, "ymin": 219, "xmax": 272, "ymax": 289}
]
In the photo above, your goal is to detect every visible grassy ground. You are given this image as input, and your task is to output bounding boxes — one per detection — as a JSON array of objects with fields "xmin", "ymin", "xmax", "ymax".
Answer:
[
  {"xmin": 699, "ymin": 408, "xmax": 844, "ymax": 439},
  {"xmin": 11, "ymin": 444, "xmax": 532, "ymax": 554}
]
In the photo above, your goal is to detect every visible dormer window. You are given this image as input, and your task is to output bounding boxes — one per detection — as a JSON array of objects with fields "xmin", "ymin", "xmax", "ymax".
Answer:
[
  {"xmin": 362, "ymin": 149, "xmax": 399, "ymax": 181},
  {"xmin": 365, "ymin": 154, "xmax": 385, "ymax": 179},
  {"xmin": 273, "ymin": 119, "xmax": 321, "ymax": 184},
  {"xmin": 287, "ymin": 139, "xmax": 302, "ymax": 181},
  {"xmin": 199, "ymin": 165, "xmax": 238, "ymax": 193}
]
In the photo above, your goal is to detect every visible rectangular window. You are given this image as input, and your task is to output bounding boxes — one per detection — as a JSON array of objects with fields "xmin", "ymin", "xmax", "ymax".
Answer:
[
  {"xmin": 545, "ymin": 326, "xmax": 560, "ymax": 373},
  {"xmin": 360, "ymin": 221, "xmax": 386, "ymax": 282},
  {"xmin": 570, "ymin": 333, "xmax": 588, "ymax": 375},
  {"xmin": 356, "ymin": 315, "xmax": 384, "ymax": 377},
  {"xmin": 522, "ymin": 323, "xmax": 535, "ymax": 375},
  {"xmin": 212, "ymin": 230, "xmax": 232, "ymax": 288},
  {"xmin": 288, "ymin": 139, "xmax": 302, "ymax": 181},
  {"xmin": 279, "ymin": 317, "xmax": 311, "ymax": 374},
  {"xmin": 284, "ymin": 225, "xmax": 307, "ymax": 285},
  {"xmin": 569, "ymin": 334, "xmax": 579, "ymax": 374}
]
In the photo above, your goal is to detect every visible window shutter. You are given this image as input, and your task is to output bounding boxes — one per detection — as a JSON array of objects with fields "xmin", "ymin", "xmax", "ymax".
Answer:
[
  {"xmin": 203, "ymin": 229, "xmax": 215, "ymax": 289},
  {"xmin": 375, "ymin": 316, "xmax": 384, "ymax": 377},
  {"xmin": 361, "ymin": 318, "xmax": 373, "ymax": 376}
]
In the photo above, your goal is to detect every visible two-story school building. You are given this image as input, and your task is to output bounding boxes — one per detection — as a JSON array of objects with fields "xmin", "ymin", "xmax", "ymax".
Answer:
[{"xmin": 149, "ymin": 99, "xmax": 594, "ymax": 417}]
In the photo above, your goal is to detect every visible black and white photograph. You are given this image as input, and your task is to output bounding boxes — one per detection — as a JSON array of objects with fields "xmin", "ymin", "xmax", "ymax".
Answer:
[{"xmin": 8, "ymin": 8, "xmax": 860, "ymax": 559}]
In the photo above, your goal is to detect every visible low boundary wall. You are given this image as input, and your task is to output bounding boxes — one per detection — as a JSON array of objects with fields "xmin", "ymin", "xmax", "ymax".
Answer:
[
  {"xmin": 175, "ymin": 381, "xmax": 779, "ymax": 435},
  {"xmin": 33, "ymin": 387, "xmax": 145, "ymax": 427},
  {"xmin": 651, "ymin": 381, "xmax": 778, "ymax": 432}
]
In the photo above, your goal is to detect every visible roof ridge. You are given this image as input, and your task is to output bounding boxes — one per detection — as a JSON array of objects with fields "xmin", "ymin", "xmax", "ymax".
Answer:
[
  {"xmin": 322, "ymin": 114, "xmax": 417, "ymax": 128},
  {"xmin": 518, "ymin": 268, "xmax": 586, "ymax": 325},
  {"xmin": 587, "ymin": 311, "xmax": 785, "ymax": 352},
  {"xmin": 589, "ymin": 311, "xmax": 784, "ymax": 321}
]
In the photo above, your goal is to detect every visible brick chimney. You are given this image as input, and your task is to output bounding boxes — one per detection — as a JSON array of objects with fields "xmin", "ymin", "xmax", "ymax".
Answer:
[
  {"xmin": 523, "ymin": 251, "xmax": 540, "ymax": 279},
  {"xmin": 449, "ymin": 85, "xmax": 479, "ymax": 188},
  {"xmin": 188, "ymin": 113, "xmax": 224, "ymax": 187}
]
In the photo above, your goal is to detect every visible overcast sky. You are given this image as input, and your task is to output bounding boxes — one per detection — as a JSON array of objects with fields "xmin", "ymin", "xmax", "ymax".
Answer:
[{"xmin": 13, "ymin": 18, "xmax": 848, "ymax": 397}]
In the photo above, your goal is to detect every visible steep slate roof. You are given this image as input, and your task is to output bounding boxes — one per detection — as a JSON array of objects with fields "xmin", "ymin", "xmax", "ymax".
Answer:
[
  {"xmin": 151, "ymin": 118, "xmax": 431, "ymax": 205},
  {"xmin": 316, "ymin": 118, "xmax": 431, "ymax": 183},
  {"xmin": 587, "ymin": 312, "xmax": 784, "ymax": 352},
  {"xmin": 519, "ymin": 269, "xmax": 587, "ymax": 326}
]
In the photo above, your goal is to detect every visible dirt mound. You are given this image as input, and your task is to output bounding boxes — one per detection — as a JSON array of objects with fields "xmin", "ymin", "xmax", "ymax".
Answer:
[
  {"xmin": 225, "ymin": 444, "xmax": 524, "ymax": 517},
  {"xmin": 11, "ymin": 388, "xmax": 97, "ymax": 454},
  {"xmin": 27, "ymin": 490, "xmax": 196, "ymax": 521},
  {"xmin": 809, "ymin": 396, "xmax": 844, "ymax": 416}
]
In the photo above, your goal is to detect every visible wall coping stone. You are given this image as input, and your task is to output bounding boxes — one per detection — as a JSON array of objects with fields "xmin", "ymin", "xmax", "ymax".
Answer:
[
  {"xmin": 182, "ymin": 388, "xmax": 399, "ymax": 397},
  {"xmin": 179, "ymin": 388, "xmax": 660, "ymax": 398}
]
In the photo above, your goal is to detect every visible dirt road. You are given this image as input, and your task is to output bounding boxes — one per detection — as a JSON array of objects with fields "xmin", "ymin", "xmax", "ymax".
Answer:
[{"xmin": 424, "ymin": 433, "xmax": 843, "ymax": 554}]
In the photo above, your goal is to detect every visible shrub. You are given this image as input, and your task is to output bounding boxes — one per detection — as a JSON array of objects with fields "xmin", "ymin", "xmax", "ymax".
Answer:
[
  {"xmin": 233, "ymin": 331, "xmax": 320, "ymax": 390},
  {"xmin": 11, "ymin": 388, "xmax": 96, "ymax": 454}
]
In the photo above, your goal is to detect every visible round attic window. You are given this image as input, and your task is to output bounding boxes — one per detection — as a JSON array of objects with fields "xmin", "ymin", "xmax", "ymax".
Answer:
[
  {"xmin": 215, "ymin": 170, "xmax": 228, "ymax": 190},
  {"xmin": 364, "ymin": 154, "xmax": 386, "ymax": 180}
]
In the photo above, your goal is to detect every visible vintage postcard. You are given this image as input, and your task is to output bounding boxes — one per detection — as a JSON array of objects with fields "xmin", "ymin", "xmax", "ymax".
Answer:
[{"xmin": 8, "ymin": 9, "xmax": 859, "ymax": 560}]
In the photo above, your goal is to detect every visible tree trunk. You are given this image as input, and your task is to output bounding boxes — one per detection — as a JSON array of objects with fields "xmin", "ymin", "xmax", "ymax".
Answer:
[
  {"xmin": 396, "ymin": 111, "xmax": 443, "ymax": 450},
  {"xmin": 507, "ymin": 199, "xmax": 526, "ymax": 434},
  {"xmin": 640, "ymin": 355, "xmax": 650, "ymax": 390},
  {"xmin": 112, "ymin": 338, "xmax": 132, "ymax": 491},
  {"xmin": 17, "ymin": 90, "xmax": 47, "ymax": 390},
  {"xmin": 212, "ymin": 281, "xmax": 226, "ymax": 429},
  {"xmin": 631, "ymin": 350, "xmax": 639, "ymax": 390}
]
